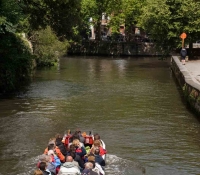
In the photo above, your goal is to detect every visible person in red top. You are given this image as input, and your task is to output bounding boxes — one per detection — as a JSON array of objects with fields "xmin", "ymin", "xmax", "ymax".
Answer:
[{"xmin": 44, "ymin": 138, "xmax": 65, "ymax": 163}]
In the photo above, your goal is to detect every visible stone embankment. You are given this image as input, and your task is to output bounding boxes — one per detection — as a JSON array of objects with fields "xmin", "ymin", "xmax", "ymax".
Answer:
[
  {"xmin": 171, "ymin": 56, "xmax": 200, "ymax": 116},
  {"xmin": 68, "ymin": 41, "xmax": 162, "ymax": 56}
]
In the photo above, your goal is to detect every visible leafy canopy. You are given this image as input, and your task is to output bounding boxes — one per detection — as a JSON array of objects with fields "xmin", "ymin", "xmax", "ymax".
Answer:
[{"xmin": 138, "ymin": 0, "xmax": 200, "ymax": 50}]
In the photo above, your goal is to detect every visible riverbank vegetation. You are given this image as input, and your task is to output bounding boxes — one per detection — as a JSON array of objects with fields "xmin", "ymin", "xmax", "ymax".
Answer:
[
  {"xmin": 31, "ymin": 27, "xmax": 69, "ymax": 67},
  {"xmin": 1, "ymin": 0, "xmax": 200, "ymax": 93}
]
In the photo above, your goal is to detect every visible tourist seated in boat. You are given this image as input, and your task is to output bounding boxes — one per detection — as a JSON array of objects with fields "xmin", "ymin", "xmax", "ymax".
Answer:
[
  {"xmin": 76, "ymin": 129, "xmax": 85, "ymax": 144},
  {"xmin": 89, "ymin": 140, "xmax": 106, "ymax": 158},
  {"xmin": 67, "ymin": 151, "xmax": 81, "ymax": 169},
  {"xmin": 67, "ymin": 144, "xmax": 85, "ymax": 169},
  {"xmin": 44, "ymin": 138, "xmax": 65, "ymax": 163},
  {"xmin": 82, "ymin": 162, "xmax": 98, "ymax": 175},
  {"xmin": 72, "ymin": 139, "xmax": 87, "ymax": 158},
  {"xmin": 93, "ymin": 134, "xmax": 101, "ymax": 141},
  {"xmin": 62, "ymin": 129, "xmax": 72, "ymax": 144},
  {"xmin": 47, "ymin": 150, "xmax": 61, "ymax": 173},
  {"xmin": 37, "ymin": 154, "xmax": 56, "ymax": 175},
  {"xmin": 69, "ymin": 132, "xmax": 80, "ymax": 144},
  {"xmin": 55, "ymin": 134, "xmax": 68, "ymax": 156},
  {"xmin": 93, "ymin": 148, "xmax": 105, "ymax": 167},
  {"xmin": 87, "ymin": 155, "xmax": 105, "ymax": 175},
  {"xmin": 38, "ymin": 161, "xmax": 53, "ymax": 175},
  {"xmin": 94, "ymin": 134, "xmax": 106, "ymax": 147},
  {"xmin": 57, "ymin": 156, "xmax": 81, "ymax": 175}
]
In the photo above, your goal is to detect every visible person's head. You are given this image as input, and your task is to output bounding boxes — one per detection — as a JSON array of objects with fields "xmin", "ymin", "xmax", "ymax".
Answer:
[
  {"xmin": 93, "ymin": 140, "xmax": 101, "ymax": 147},
  {"xmin": 76, "ymin": 128, "xmax": 81, "ymax": 134},
  {"xmin": 84, "ymin": 162, "xmax": 94, "ymax": 169},
  {"xmin": 47, "ymin": 150, "xmax": 55, "ymax": 156},
  {"xmin": 55, "ymin": 133, "xmax": 62, "ymax": 139},
  {"xmin": 46, "ymin": 155, "xmax": 53, "ymax": 163},
  {"xmin": 69, "ymin": 144, "xmax": 76, "ymax": 152},
  {"xmin": 48, "ymin": 144, "xmax": 55, "ymax": 151},
  {"xmin": 72, "ymin": 133, "xmax": 80, "ymax": 141},
  {"xmin": 38, "ymin": 154, "xmax": 51, "ymax": 164},
  {"xmin": 82, "ymin": 132, "xmax": 87, "ymax": 137},
  {"xmin": 72, "ymin": 139, "xmax": 80, "ymax": 148},
  {"xmin": 39, "ymin": 162, "xmax": 47, "ymax": 171},
  {"xmin": 34, "ymin": 169, "xmax": 43, "ymax": 175},
  {"xmin": 66, "ymin": 156, "xmax": 73, "ymax": 162},
  {"xmin": 55, "ymin": 137, "xmax": 63, "ymax": 146},
  {"xmin": 48, "ymin": 138, "xmax": 56, "ymax": 145},
  {"xmin": 94, "ymin": 147, "xmax": 100, "ymax": 155},
  {"xmin": 39, "ymin": 154, "xmax": 47, "ymax": 162},
  {"xmin": 94, "ymin": 134, "xmax": 100, "ymax": 140},
  {"xmin": 69, "ymin": 151, "xmax": 76, "ymax": 160},
  {"xmin": 88, "ymin": 155, "xmax": 95, "ymax": 163}
]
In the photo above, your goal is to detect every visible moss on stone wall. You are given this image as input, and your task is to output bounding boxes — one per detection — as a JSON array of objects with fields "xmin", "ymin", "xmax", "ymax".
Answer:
[{"xmin": 171, "ymin": 57, "xmax": 200, "ymax": 116}]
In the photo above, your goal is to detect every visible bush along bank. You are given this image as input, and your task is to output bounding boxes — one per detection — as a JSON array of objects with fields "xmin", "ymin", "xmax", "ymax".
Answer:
[
  {"xmin": 0, "ymin": 26, "xmax": 69, "ymax": 94},
  {"xmin": 31, "ymin": 26, "xmax": 69, "ymax": 67},
  {"xmin": 0, "ymin": 32, "xmax": 33, "ymax": 94}
]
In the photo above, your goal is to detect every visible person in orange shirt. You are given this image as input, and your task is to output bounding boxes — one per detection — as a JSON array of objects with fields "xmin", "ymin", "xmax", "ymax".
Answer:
[{"xmin": 44, "ymin": 138, "xmax": 65, "ymax": 163}]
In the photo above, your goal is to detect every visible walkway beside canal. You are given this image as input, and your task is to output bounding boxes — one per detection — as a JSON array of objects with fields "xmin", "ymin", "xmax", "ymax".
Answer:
[
  {"xmin": 184, "ymin": 60, "xmax": 200, "ymax": 85},
  {"xmin": 171, "ymin": 56, "xmax": 200, "ymax": 116}
]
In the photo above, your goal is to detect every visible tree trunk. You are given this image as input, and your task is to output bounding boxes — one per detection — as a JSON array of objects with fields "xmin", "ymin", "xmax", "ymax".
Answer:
[{"xmin": 95, "ymin": 20, "xmax": 102, "ymax": 41}]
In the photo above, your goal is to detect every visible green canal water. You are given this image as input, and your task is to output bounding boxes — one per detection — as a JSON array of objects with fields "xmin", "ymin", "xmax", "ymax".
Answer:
[{"xmin": 0, "ymin": 56, "xmax": 199, "ymax": 175}]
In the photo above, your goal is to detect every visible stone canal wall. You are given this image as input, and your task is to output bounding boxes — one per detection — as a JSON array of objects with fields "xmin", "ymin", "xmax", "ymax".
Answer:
[
  {"xmin": 68, "ymin": 41, "xmax": 161, "ymax": 56},
  {"xmin": 171, "ymin": 56, "xmax": 200, "ymax": 115}
]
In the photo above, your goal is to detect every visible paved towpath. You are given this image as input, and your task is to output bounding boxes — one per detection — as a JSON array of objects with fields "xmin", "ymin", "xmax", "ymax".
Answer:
[{"xmin": 184, "ymin": 60, "xmax": 200, "ymax": 85}]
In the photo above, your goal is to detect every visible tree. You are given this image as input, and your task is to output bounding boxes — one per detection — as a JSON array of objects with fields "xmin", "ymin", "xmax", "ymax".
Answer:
[
  {"xmin": 32, "ymin": 26, "xmax": 69, "ymax": 67},
  {"xmin": 18, "ymin": 0, "xmax": 82, "ymax": 40},
  {"xmin": 0, "ymin": 0, "xmax": 25, "ymax": 33},
  {"xmin": 81, "ymin": 0, "xmax": 122, "ymax": 40},
  {"xmin": 120, "ymin": 0, "xmax": 146, "ymax": 41},
  {"xmin": 0, "ymin": 0, "xmax": 33, "ymax": 93},
  {"xmin": 138, "ymin": 0, "xmax": 200, "ymax": 54}
]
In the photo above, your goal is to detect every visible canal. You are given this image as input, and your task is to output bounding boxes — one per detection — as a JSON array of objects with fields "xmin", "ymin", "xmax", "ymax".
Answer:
[{"xmin": 0, "ymin": 56, "xmax": 200, "ymax": 175}]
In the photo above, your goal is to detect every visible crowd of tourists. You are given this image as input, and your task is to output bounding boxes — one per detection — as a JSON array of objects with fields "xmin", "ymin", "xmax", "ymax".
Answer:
[{"xmin": 33, "ymin": 129, "xmax": 107, "ymax": 175}]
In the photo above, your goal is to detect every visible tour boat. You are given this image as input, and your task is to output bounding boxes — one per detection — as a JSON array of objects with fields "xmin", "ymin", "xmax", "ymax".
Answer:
[{"xmin": 63, "ymin": 130, "xmax": 106, "ymax": 160}]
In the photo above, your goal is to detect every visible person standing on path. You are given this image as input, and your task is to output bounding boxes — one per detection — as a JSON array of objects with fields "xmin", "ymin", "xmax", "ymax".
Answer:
[{"xmin": 180, "ymin": 47, "xmax": 187, "ymax": 65}]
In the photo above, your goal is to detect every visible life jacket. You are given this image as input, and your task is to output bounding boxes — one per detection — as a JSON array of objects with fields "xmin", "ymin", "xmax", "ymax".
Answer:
[{"xmin": 99, "ymin": 146, "xmax": 107, "ymax": 156}]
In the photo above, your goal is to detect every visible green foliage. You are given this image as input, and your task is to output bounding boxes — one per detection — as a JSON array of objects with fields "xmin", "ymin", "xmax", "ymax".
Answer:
[
  {"xmin": 19, "ymin": 0, "xmax": 82, "ymax": 40},
  {"xmin": 138, "ymin": 0, "xmax": 200, "ymax": 52},
  {"xmin": 0, "ymin": 0, "xmax": 26, "ymax": 33},
  {"xmin": 0, "ymin": 33, "xmax": 33, "ymax": 93},
  {"xmin": 81, "ymin": 0, "xmax": 123, "ymax": 40},
  {"xmin": 121, "ymin": 0, "xmax": 145, "ymax": 29},
  {"xmin": 32, "ymin": 26, "xmax": 69, "ymax": 67}
]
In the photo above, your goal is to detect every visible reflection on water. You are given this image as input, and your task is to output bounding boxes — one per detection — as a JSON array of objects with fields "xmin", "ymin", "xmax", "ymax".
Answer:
[{"xmin": 0, "ymin": 56, "xmax": 200, "ymax": 175}]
